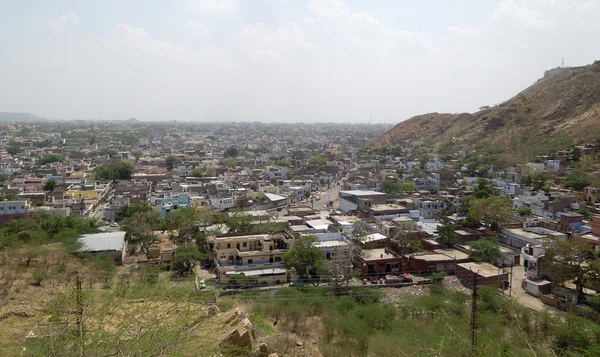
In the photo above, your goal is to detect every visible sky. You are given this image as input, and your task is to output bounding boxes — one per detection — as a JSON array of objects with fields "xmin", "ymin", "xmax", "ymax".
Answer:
[{"xmin": 1, "ymin": 0, "xmax": 600, "ymax": 123}]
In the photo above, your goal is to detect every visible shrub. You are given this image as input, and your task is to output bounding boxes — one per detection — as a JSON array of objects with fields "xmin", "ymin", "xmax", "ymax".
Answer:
[{"xmin": 32, "ymin": 269, "xmax": 46, "ymax": 286}]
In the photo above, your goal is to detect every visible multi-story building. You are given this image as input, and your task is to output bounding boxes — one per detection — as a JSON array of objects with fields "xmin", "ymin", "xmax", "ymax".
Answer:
[{"xmin": 208, "ymin": 232, "xmax": 295, "ymax": 284}]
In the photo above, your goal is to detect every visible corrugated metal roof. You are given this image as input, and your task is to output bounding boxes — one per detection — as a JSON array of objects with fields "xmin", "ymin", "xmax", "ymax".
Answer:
[
  {"xmin": 76, "ymin": 232, "xmax": 126, "ymax": 252},
  {"xmin": 225, "ymin": 268, "xmax": 287, "ymax": 277}
]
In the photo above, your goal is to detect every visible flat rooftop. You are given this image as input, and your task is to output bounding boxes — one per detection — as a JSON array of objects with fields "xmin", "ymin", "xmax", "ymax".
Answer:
[
  {"xmin": 340, "ymin": 190, "xmax": 387, "ymax": 197},
  {"xmin": 433, "ymin": 248, "xmax": 470, "ymax": 260},
  {"xmin": 361, "ymin": 248, "xmax": 398, "ymax": 262},
  {"xmin": 413, "ymin": 253, "xmax": 455, "ymax": 262},
  {"xmin": 76, "ymin": 231, "xmax": 126, "ymax": 252},
  {"xmin": 458, "ymin": 262, "xmax": 503, "ymax": 277},
  {"xmin": 211, "ymin": 233, "xmax": 272, "ymax": 241},
  {"xmin": 369, "ymin": 204, "xmax": 408, "ymax": 212},
  {"xmin": 314, "ymin": 240, "xmax": 349, "ymax": 248},
  {"xmin": 505, "ymin": 228, "xmax": 545, "ymax": 240},
  {"xmin": 360, "ymin": 232, "xmax": 389, "ymax": 243}
]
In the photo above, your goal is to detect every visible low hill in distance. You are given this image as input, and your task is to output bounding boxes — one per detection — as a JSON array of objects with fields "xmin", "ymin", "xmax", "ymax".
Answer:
[
  {"xmin": 0, "ymin": 111, "xmax": 46, "ymax": 122},
  {"xmin": 370, "ymin": 61, "xmax": 600, "ymax": 162}
]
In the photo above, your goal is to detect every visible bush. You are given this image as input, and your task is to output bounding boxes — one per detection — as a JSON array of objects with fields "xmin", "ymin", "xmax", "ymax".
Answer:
[{"xmin": 32, "ymin": 269, "xmax": 46, "ymax": 286}]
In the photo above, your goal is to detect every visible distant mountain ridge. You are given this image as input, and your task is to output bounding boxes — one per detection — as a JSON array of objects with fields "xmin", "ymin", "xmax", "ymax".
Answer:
[
  {"xmin": 370, "ymin": 61, "xmax": 600, "ymax": 161},
  {"xmin": 0, "ymin": 112, "xmax": 46, "ymax": 122}
]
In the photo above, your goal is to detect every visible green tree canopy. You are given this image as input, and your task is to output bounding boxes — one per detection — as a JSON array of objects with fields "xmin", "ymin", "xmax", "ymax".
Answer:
[
  {"xmin": 38, "ymin": 154, "xmax": 65, "ymax": 165},
  {"xmin": 132, "ymin": 150, "xmax": 143, "ymax": 162},
  {"xmin": 517, "ymin": 206, "xmax": 532, "ymax": 217},
  {"xmin": 437, "ymin": 223, "xmax": 458, "ymax": 247},
  {"xmin": 190, "ymin": 168, "xmax": 205, "ymax": 177},
  {"xmin": 94, "ymin": 161, "xmax": 134, "ymax": 180},
  {"xmin": 469, "ymin": 196, "xmax": 515, "ymax": 229},
  {"xmin": 308, "ymin": 155, "xmax": 328, "ymax": 166},
  {"xmin": 546, "ymin": 240, "xmax": 599, "ymax": 295},
  {"xmin": 283, "ymin": 235, "xmax": 326, "ymax": 278},
  {"xmin": 165, "ymin": 155, "xmax": 181, "ymax": 171},
  {"xmin": 224, "ymin": 157, "xmax": 238, "ymax": 168},
  {"xmin": 115, "ymin": 203, "xmax": 152, "ymax": 222},
  {"xmin": 172, "ymin": 244, "xmax": 206, "ymax": 272},
  {"xmin": 468, "ymin": 240, "xmax": 501, "ymax": 264},
  {"xmin": 474, "ymin": 178, "xmax": 492, "ymax": 198},
  {"xmin": 43, "ymin": 179, "xmax": 58, "ymax": 192},
  {"xmin": 225, "ymin": 146, "xmax": 239, "ymax": 158},
  {"xmin": 563, "ymin": 170, "xmax": 593, "ymax": 191},
  {"xmin": 123, "ymin": 210, "xmax": 163, "ymax": 259}
]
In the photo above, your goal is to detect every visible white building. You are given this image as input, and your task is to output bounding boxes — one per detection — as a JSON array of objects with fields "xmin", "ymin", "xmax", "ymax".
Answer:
[{"xmin": 0, "ymin": 200, "xmax": 28, "ymax": 216}]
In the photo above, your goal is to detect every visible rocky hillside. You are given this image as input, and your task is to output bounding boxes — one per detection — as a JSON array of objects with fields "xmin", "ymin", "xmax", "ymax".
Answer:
[{"xmin": 370, "ymin": 61, "xmax": 600, "ymax": 160}]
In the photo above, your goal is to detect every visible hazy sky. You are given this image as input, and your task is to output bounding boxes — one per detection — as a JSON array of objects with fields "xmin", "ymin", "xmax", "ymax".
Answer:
[{"xmin": 1, "ymin": 0, "xmax": 600, "ymax": 122}]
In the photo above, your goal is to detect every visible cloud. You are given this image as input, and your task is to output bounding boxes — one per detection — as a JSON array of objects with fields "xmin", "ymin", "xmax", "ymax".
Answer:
[
  {"xmin": 49, "ymin": 12, "xmax": 80, "ymax": 30},
  {"xmin": 6, "ymin": 0, "xmax": 600, "ymax": 123},
  {"xmin": 187, "ymin": 21, "xmax": 210, "ymax": 37},
  {"xmin": 187, "ymin": 0, "xmax": 240, "ymax": 14}
]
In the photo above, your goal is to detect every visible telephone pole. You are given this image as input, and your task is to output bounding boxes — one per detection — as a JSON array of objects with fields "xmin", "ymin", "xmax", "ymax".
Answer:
[
  {"xmin": 75, "ymin": 272, "xmax": 84, "ymax": 356},
  {"xmin": 470, "ymin": 270, "xmax": 479, "ymax": 346}
]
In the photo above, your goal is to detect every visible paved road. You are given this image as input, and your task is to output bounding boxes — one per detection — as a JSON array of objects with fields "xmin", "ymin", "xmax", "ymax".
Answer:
[
  {"xmin": 312, "ymin": 184, "xmax": 340, "ymax": 210},
  {"xmin": 502, "ymin": 265, "xmax": 550, "ymax": 312}
]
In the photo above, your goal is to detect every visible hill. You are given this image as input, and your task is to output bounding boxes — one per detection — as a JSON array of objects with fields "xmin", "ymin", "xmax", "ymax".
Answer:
[
  {"xmin": 0, "ymin": 111, "xmax": 46, "ymax": 122},
  {"xmin": 370, "ymin": 61, "xmax": 600, "ymax": 162}
]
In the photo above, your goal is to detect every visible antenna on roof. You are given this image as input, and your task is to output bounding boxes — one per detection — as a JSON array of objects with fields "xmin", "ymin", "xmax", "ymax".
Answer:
[
  {"xmin": 561, "ymin": 58, "xmax": 564, "ymax": 67},
  {"xmin": 369, "ymin": 114, "xmax": 372, "ymax": 124}
]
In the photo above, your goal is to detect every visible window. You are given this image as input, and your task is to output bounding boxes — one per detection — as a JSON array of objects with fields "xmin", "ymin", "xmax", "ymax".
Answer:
[
  {"xmin": 274, "ymin": 257, "xmax": 281, "ymax": 262},
  {"xmin": 248, "ymin": 259, "xmax": 253, "ymax": 264},
  {"xmin": 227, "ymin": 243, "xmax": 231, "ymax": 249},
  {"xmin": 243, "ymin": 242, "xmax": 247, "ymax": 248}
]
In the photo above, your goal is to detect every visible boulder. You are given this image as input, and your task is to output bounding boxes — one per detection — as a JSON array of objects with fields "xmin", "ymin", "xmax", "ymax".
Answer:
[{"xmin": 258, "ymin": 342, "xmax": 269, "ymax": 355}]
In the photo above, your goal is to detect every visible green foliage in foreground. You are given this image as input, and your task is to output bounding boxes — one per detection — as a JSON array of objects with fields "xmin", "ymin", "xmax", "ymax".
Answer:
[
  {"xmin": 244, "ymin": 286, "xmax": 600, "ymax": 357},
  {"xmin": 0, "ymin": 212, "xmax": 100, "ymax": 250}
]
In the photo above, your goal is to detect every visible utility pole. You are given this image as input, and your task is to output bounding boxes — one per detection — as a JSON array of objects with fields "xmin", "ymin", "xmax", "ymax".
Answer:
[
  {"xmin": 470, "ymin": 270, "xmax": 479, "ymax": 346},
  {"xmin": 509, "ymin": 263, "xmax": 513, "ymax": 298},
  {"xmin": 76, "ymin": 272, "xmax": 84, "ymax": 357}
]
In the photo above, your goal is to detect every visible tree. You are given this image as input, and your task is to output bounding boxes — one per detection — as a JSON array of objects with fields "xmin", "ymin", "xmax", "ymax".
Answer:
[
  {"xmin": 577, "ymin": 207, "xmax": 592, "ymax": 220},
  {"xmin": 474, "ymin": 178, "xmax": 492, "ymax": 198},
  {"xmin": 225, "ymin": 147, "xmax": 239, "ymax": 158},
  {"xmin": 221, "ymin": 212, "xmax": 253, "ymax": 234},
  {"xmin": 190, "ymin": 168, "xmax": 205, "ymax": 177},
  {"xmin": 563, "ymin": 170, "xmax": 592, "ymax": 191},
  {"xmin": 571, "ymin": 147, "xmax": 583, "ymax": 161},
  {"xmin": 43, "ymin": 179, "xmax": 58, "ymax": 192},
  {"xmin": 94, "ymin": 162, "xmax": 134, "ymax": 180},
  {"xmin": 308, "ymin": 155, "xmax": 327, "ymax": 166},
  {"xmin": 276, "ymin": 159, "xmax": 290, "ymax": 167},
  {"xmin": 381, "ymin": 181, "xmax": 402, "ymax": 196},
  {"xmin": 115, "ymin": 203, "xmax": 152, "ymax": 222},
  {"xmin": 124, "ymin": 211, "xmax": 162, "ymax": 259},
  {"xmin": 437, "ymin": 223, "xmax": 458, "ymax": 247},
  {"xmin": 165, "ymin": 155, "xmax": 181, "ymax": 171},
  {"xmin": 132, "ymin": 150, "xmax": 143, "ymax": 162},
  {"xmin": 38, "ymin": 154, "xmax": 65, "ymax": 165},
  {"xmin": 517, "ymin": 206, "xmax": 532, "ymax": 217},
  {"xmin": 351, "ymin": 221, "xmax": 372, "ymax": 241},
  {"xmin": 165, "ymin": 207, "xmax": 214, "ymax": 241},
  {"xmin": 418, "ymin": 154, "xmax": 431, "ymax": 167},
  {"xmin": 390, "ymin": 230, "xmax": 423, "ymax": 255},
  {"xmin": 401, "ymin": 181, "xmax": 416, "ymax": 193},
  {"xmin": 6, "ymin": 142, "xmax": 21, "ymax": 156},
  {"xmin": 546, "ymin": 240, "xmax": 598, "ymax": 296},
  {"xmin": 172, "ymin": 244, "xmax": 206, "ymax": 273},
  {"xmin": 470, "ymin": 196, "xmax": 515, "ymax": 229},
  {"xmin": 524, "ymin": 172, "xmax": 549, "ymax": 191},
  {"xmin": 283, "ymin": 235, "xmax": 326, "ymax": 280},
  {"xmin": 224, "ymin": 157, "xmax": 237, "ymax": 168},
  {"xmin": 468, "ymin": 240, "xmax": 501, "ymax": 264}
]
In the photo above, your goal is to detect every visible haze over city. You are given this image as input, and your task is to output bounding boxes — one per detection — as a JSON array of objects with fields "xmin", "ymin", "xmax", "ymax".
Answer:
[{"xmin": 2, "ymin": 0, "xmax": 600, "ymax": 122}]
